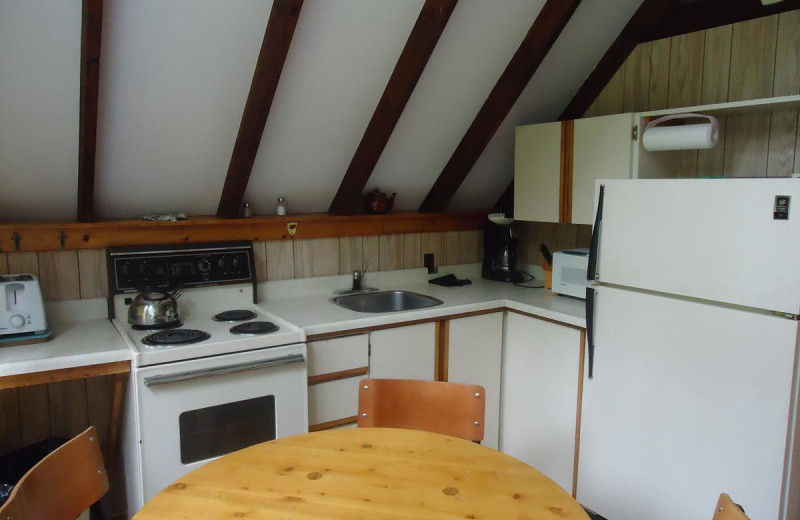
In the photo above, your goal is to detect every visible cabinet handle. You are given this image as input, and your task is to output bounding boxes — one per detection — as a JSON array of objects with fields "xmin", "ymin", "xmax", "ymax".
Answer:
[
  {"xmin": 585, "ymin": 287, "xmax": 596, "ymax": 380},
  {"xmin": 587, "ymin": 184, "xmax": 604, "ymax": 282}
]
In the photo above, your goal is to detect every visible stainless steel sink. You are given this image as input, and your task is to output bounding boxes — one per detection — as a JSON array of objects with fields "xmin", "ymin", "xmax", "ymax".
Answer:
[{"xmin": 330, "ymin": 290, "xmax": 443, "ymax": 313}]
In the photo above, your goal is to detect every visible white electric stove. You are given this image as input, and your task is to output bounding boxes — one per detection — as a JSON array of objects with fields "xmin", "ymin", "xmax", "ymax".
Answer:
[{"xmin": 108, "ymin": 242, "xmax": 308, "ymax": 517}]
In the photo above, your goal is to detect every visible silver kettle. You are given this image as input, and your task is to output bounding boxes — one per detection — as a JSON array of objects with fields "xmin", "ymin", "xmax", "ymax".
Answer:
[{"xmin": 128, "ymin": 290, "xmax": 181, "ymax": 328}]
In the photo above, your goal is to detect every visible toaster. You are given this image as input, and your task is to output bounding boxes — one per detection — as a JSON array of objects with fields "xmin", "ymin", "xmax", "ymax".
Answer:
[
  {"xmin": 1, "ymin": 274, "xmax": 48, "ymax": 337},
  {"xmin": 551, "ymin": 248, "xmax": 591, "ymax": 299}
]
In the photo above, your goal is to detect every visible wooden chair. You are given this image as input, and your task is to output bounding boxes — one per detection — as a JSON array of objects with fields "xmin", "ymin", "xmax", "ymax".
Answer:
[
  {"xmin": 0, "ymin": 426, "xmax": 109, "ymax": 520},
  {"xmin": 712, "ymin": 493, "xmax": 750, "ymax": 520},
  {"xmin": 357, "ymin": 378, "xmax": 486, "ymax": 442}
]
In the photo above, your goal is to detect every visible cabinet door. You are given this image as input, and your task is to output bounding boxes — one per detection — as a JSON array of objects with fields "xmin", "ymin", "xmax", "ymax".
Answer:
[
  {"xmin": 500, "ymin": 312, "xmax": 582, "ymax": 493},
  {"xmin": 571, "ymin": 113, "xmax": 634, "ymax": 225},
  {"xmin": 307, "ymin": 334, "xmax": 369, "ymax": 430},
  {"xmin": 369, "ymin": 323, "xmax": 436, "ymax": 380},
  {"xmin": 447, "ymin": 313, "xmax": 503, "ymax": 449},
  {"xmin": 514, "ymin": 122, "xmax": 562, "ymax": 223}
]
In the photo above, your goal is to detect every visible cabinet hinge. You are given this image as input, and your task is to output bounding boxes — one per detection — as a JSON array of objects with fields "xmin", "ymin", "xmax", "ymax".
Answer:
[
  {"xmin": 632, "ymin": 124, "xmax": 638, "ymax": 141},
  {"xmin": 368, "ymin": 342, "xmax": 371, "ymax": 357}
]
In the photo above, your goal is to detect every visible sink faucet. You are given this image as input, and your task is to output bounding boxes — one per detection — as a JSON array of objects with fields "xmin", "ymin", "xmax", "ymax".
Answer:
[
  {"xmin": 335, "ymin": 265, "xmax": 376, "ymax": 295},
  {"xmin": 352, "ymin": 269, "xmax": 365, "ymax": 291}
]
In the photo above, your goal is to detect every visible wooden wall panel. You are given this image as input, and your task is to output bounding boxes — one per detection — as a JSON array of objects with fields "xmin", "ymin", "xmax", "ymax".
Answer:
[
  {"xmin": 362, "ymin": 236, "xmax": 380, "ymax": 272},
  {"xmin": 0, "ymin": 254, "xmax": 7, "ymax": 274},
  {"xmin": 403, "ymin": 233, "xmax": 422, "ymax": 269},
  {"xmin": 768, "ymin": 110, "xmax": 799, "ymax": 177},
  {"xmin": 0, "ymin": 390, "xmax": 22, "ymax": 457},
  {"xmin": 339, "ymin": 236, "xmax": 363, "ymax": 274},
  {"xmin": 18, "ymin": 385, "xmax": 50, "ymax": 445},
  {"xmin": 378, "ymin": 234, "xmax": 403, "ymax": 271},
  {"xmin": 47, "ymin": 380, "xmax": 89, "ymax": 438},
  {"xmin": 667, "ymin": 31, "xmax": 705, "ymax": 107},
  {"xmin": 252, "ymin": 241, "xmax": 268, "ymax": 282},
  {"xmin": 724, "ymin": 114, "xmax": 772, "ymax": 176},
  {"xmin": 774, "ymin": 11, "xmax": 800, "ymax": 96},
  {"xmin": 78, "ymin": 249, "xmax": 108, "ymax": 298},
  {"xmin": 7, "ymin": 252, "xmax": 39, "ymax": 276},
  {"xmin": 38, "ymin": 251, "xmax": 81, "ymax": 301},
  {"xmin": 265, "ymin": 240, "xmax": 295, "ymax": 280},
  {"xmin": 458, "ymin": 230, "xmax": 482, "ymax": 263},
  {"xmin": 728, "ymin": 16, "xmax": 778, "ymax": 101},
  {"xmin": 701, "ymin": 25, "xmax": 733, "ymax": 103},
  {"xmin": 647, "ymin": 38, "xmax": 672, "ymax": 110},
  {"xmin": 623, "ymin": 42, "xmax": 651, "ymax": 112},
  {"xmin": 444, "ymin": 231, "xmax": 460, "ymax": 265}
]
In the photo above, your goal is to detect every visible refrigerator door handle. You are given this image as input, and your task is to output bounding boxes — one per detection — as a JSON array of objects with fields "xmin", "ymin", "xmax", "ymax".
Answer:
[
  {"xmin": 585, "ymin": 287, "xmax": 596, "ymax": 379},
  {"xmin": 587, "ymin": 184, "xmax": 604, "ymax": 281}
]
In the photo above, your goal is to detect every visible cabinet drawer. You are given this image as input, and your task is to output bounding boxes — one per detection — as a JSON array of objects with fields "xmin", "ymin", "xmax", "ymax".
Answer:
[
  {"xmin": 308, "ymin": 376, "xmax": 362, "ymax": 426},
  {"xmin": 307, "ymin": 334, "xmax": 369, "ymax": 377}
]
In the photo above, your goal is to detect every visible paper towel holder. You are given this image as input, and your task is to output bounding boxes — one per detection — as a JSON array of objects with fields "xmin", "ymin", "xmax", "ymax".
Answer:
[{"xmin": 642, "ymin": 112, "xmax": 720, "ymax": 152}]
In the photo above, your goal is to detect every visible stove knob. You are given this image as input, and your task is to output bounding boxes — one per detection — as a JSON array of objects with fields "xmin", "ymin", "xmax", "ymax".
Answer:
[
  {"xmin": 198, "ymin": 259, "xmax": 211, "ymax": 273},
  {"xmin": 9, "ymin": 314, "xmax": 25, "ymax": 328},
  {"xmin": 231, "ymin": 257, "xmax": 240, "ymax": 268}
]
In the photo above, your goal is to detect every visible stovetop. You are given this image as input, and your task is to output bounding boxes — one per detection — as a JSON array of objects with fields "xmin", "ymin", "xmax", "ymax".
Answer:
[{"xmin": 113, "ymin": 288, "xmax": 304, "ymax": 367}]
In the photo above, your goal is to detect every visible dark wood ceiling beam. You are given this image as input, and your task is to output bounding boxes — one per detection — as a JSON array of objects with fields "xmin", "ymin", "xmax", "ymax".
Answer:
[
  {"xmin": 328, "ymin": 0, "xmax": 459, "ymax": 216},
  {"xmin": 77, "ymin": 0, "xmax": 104, "ymax": 223},
  {"xmin": 418, "ymin": 0, "xmax": 582, "ymax": 213},
  {"xmin": 559, "ymin": 0, "xmax": 678, "ymax": 121},
  {"xmin": 645, "ymin": 0, "xmax": 800, "ymax": 42},
  {"xmin": 217, "ymin": 0, "xmax": 303, "ymax": 219},
  {"xmin": 492, "ymin": 181, "xmax": 513, "ymax": 214}
]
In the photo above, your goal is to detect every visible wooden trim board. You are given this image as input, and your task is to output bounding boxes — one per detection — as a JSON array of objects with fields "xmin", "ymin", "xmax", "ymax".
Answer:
[
  {"xmin": 0, "ymin": 211, "xmax": 486, "ymax": 253},
  {"xmin": 559, "ymin": 120, "xmax": 575, "ymax": 223},
  {"xmin": 309, "ymin": 416, "xmax": 358, "ymax": 432},
  {"xmin": 0, "ymin": 361, "xmax": 130, "ymax": 391},
  {"xmin": 572, "ymin": 329, "xmax": 586, "ymax": 498}
]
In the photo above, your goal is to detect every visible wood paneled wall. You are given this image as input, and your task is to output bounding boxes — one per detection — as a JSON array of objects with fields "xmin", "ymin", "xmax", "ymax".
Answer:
[
  {"xmin": 0, "ymin": 231, "xmax": 482, "ymax": 302},
  {"xmin": 586, "ymin": 12, "xmax": 800, "ymax": 178}
]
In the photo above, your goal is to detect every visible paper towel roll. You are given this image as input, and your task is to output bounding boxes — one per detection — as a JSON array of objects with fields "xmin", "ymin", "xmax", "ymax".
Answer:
[{"xmin": 642, "ymin": 113, "xmax": 719, "ymax": 151}]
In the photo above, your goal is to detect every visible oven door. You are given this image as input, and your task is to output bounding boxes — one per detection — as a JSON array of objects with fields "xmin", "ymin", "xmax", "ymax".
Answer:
[{"xmin": 134, "ymin": 343, "xmax": 308, "ymax": 504}]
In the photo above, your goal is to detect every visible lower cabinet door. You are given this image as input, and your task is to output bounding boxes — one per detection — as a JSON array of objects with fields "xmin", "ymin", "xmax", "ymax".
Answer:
[
  {"xmin": 500, "ymin": 312, "xmax": 583, "ymax": 494},
  {"xmin": 368, "ymin": 323, "xmax": 436, "ymax": 380},
  {"xmin": 447, "ymin": 312, "xmax": 503, "ymax": 449}
]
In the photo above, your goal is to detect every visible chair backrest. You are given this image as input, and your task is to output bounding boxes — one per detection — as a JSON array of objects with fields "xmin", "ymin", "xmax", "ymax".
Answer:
[
  {"xmin": 357, "ymin": 379, "xmax": 486, "ymax": 441},
  {"xmin": 712, "ymin": 493, "xmax": 750, "ymax": 520},
  {"xmin": 0, "ymin": 426, "xmax": 108, "ymax": 520}
]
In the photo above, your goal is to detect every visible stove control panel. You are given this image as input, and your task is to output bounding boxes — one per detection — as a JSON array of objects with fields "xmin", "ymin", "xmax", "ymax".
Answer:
[{"xmin": 108, "ymin": 243, "xmax": 255, "ymax": 292}]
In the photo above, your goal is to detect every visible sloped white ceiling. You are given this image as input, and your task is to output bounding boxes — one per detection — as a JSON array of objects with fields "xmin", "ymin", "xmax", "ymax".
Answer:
[
  {"xmin": 0, "ymin": 0, "xmax": 81, "ymax": 221},
  {"xmin": 0, "ymin": 0, "xmax": 645, "ymax": 221}
]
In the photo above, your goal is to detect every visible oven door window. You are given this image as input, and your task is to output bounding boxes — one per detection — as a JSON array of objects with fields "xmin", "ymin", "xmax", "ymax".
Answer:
[{"xmin": 179, "ymin": 395, "xmax": 276, "ymax": 464}]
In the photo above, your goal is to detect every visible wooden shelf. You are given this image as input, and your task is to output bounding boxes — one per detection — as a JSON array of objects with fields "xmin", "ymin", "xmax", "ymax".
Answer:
[
  {"xmin": 640, "ymin": 94, "xmax": 800, "ymax": 118},
  {"xmin": 0, "ymin": 211, "xmax": 488, "ymax": 253}
]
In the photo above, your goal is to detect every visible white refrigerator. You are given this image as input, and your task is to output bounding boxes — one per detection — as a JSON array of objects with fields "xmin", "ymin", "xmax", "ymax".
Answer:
[{"xmin": 578, "ymin": 178, "xmax": 800, "ymax": 520}]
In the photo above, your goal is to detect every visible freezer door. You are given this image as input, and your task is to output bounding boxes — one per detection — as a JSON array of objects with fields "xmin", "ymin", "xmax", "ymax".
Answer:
[
  {"xmin": 578, "ymin": 285, "xmax": 799, "ymax": 520},
  {"xmin": 593, "ymin": 178, "xmax": 800, "ymax": 315}
]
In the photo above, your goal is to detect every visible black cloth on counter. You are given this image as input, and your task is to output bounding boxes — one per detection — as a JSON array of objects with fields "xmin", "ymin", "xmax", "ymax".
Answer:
[{"xmin": 428, "ymin": 274, "xmax": 472, "ymax": 287}]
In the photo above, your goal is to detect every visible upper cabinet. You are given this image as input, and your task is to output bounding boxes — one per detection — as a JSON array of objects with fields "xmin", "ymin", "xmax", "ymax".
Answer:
[
  {"xmin": 515, "ymin": 95, "xmax": 800, "ymax": 226},
  {"xmin": 514, "ymin": 113, "xmax": 635, "ymax": 225}
]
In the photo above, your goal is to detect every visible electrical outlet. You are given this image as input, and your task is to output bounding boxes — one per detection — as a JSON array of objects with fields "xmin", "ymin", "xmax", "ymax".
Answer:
[{"xmin": 424, "ymin": 253, "xmax": 436, "ymax": 274}]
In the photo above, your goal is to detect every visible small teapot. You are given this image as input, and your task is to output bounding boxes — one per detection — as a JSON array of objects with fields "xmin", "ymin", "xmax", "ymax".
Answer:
[{"xmin": 363, "ymin": 189, "xmax": 396, "ymax": 214}]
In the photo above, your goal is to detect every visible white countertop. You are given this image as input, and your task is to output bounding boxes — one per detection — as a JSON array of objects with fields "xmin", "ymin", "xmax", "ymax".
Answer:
[
  {"xmin": 0, "ymin": 298, "xmax": 130, "ymax": 378},
  {"xmin": 257, "ymin": 265, "xmax": 586, "ymax": 337},
  {"xmin": 1, "ymin": 265, "xmax": 585, "ymax": 379}
]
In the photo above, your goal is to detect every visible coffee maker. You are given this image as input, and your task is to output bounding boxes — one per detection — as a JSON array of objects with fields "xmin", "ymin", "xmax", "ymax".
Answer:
[{"xmin": 482, "ymin": 215, "xmax": 526, "ymax": 283}]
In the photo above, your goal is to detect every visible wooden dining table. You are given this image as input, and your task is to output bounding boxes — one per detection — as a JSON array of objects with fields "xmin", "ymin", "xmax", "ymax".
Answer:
[{"xmin": 133, "ymin": 427, "xmax": 590, "ymax": 520}]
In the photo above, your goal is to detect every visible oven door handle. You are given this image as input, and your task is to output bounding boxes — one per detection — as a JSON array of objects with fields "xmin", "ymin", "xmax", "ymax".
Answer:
[{"xmin": 143, "ymin": 353, "xmax": 305, "ymax": 387}]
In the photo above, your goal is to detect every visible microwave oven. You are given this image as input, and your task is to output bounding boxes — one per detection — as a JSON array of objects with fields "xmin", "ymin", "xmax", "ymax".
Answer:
[{"xmin": 551, "ymin": 248, "xmax": 590, "ymax": 299}]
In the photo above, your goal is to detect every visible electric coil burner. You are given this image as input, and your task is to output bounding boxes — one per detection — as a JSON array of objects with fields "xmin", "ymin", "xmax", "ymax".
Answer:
[
  {"xmin": 213, "ymin": 309, "xmax": 258, "ymax": 322},
  {"xmin": 141, "ymin": 329, "xmax": 210, "ymax": 346},
  {"xmin": 230, "ymin": 321, "xmax": 279, "ymax": 336}
]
